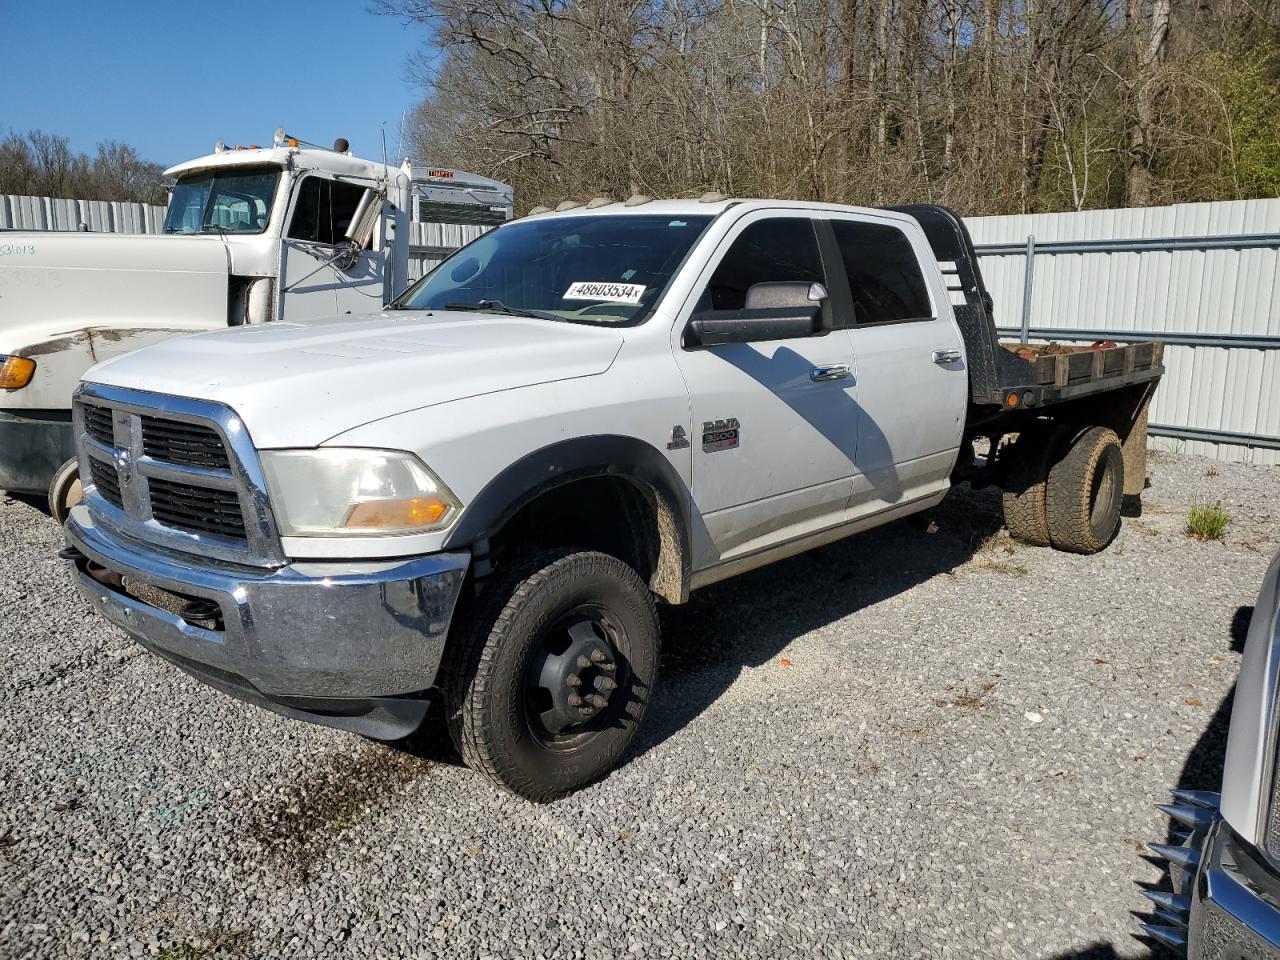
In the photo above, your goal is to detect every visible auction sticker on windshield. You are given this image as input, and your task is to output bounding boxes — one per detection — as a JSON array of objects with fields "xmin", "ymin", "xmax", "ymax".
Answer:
[{"xmin": 563, "ymin": 282, "xmax": 646, "ymax": 304}]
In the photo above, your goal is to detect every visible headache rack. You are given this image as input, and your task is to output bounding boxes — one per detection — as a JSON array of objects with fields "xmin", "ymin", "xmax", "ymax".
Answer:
[{"xmin": 888, "ymin": 204, "xmax": 1165, "ymax": 414}]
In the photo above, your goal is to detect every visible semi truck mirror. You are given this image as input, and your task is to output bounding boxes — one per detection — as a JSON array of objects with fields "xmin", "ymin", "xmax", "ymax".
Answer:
[{"xmin": 344, "ymin": 189, "xmax": 384, "ymax": 252}]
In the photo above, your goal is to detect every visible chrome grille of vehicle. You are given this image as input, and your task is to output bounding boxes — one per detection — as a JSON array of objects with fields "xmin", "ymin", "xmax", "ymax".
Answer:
[
  {"xmin": 139, "ymin": 415, "xmax": 231, "ymax": 471},
  {"xmin": 83, "ymin": 404, "xmax": 115, "ymax": 446},
  {"xmin": 147, "ymin": 475, "xmax": 247, "ymax": 540},
  {"xmin": 73, "ymin": 384, "xmax": 284, "ymax": 567},
  {"xmin": 87, "ymin": 457, "xmax": 123, "ymax": 509}
]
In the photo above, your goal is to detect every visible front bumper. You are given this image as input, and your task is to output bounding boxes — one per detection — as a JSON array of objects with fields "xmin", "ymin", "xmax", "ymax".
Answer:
[
  {"xmin": 0, "ymin": 409, "xmax": 74, "ymax": 494},
  {"xmin": 1143, "ymin": 791, "xmax": 1280, "ymax": 958},
  {"xmin": 64, "ymin": 504, "xmax": 470, "ymax": 739}
]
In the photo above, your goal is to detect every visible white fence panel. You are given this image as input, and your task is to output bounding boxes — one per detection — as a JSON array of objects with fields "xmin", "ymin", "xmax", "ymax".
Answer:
[
  {"xmin": 968, "ymin": 199, "xmax": 1280, "ymax": 464},
  {"xmin": 1, "ymin": 193, "xmax": 167, "ymax": 233}
]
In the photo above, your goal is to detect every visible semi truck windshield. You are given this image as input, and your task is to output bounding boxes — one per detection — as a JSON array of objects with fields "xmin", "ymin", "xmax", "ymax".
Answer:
[{"xmin": 164, "ymin": 167, "xmax": 280, "ymax": 235}]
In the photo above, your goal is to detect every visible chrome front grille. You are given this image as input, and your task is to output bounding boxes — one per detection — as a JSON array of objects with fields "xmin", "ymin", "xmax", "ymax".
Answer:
[
  {"xmin": 147, "ymin": 475, "xmax": 247, "ymax": 540},
  {"xmin": 139, "ymin": 415, "xmax": 231, "ymax": 471},
  {"xmin": 87, "ymin": 457, "xmax": 124, "ymax": 509},
  {"xmin": 73, "ymin": 384, "xmax": 284, "ymax": 567}
]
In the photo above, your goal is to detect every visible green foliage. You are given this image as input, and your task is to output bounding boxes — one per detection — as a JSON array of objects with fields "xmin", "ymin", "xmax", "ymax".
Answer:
[
  {"xmin": 1172, "ymin": 46, "xmax": 1280, "ymax": 201},
  {"xmin": 1185, "ymin": 500, "xmax": 1230, "ymax": 541}
]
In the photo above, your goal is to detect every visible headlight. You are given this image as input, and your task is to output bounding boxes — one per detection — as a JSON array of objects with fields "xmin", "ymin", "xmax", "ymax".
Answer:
[{"xmin": 260, "ymin": 448, "xmax": 461, "ymax": 537}]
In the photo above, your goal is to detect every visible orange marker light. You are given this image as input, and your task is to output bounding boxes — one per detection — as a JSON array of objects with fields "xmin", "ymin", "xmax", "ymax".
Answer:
[
  {"xmin": 1006, "ymin": 392, "xmax": 1019, "ymax": 408},
  {"xmin": 0, "ymin": 356, "xmax": 36, "ymax": 390},
  {"xmin": 344, "ymin": 497, "xmax": 450, "ymax": 531}
]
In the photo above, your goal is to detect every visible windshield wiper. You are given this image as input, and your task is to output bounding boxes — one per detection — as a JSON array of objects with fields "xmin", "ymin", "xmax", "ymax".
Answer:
[{"xmin": 444, "ymin": 299, "xmax": 563, "ymax": 322}]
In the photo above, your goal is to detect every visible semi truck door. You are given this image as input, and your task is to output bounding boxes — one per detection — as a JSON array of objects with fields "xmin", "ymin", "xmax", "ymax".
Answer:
[
  {"xmin": 673, "ymin": 213, "xmax": 860, "ymax": 569},
  {"xmin": 823, "ymin": 214, "xmax": 967, "ymax": 516},
  {"xmin": 280, "ymin": 176, "xmax": 379, "ymax": 321}
]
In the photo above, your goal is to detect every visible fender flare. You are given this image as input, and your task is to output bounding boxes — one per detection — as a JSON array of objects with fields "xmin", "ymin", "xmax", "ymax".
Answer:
[{"xmin": 442, "ymin": 435, "xmax": 692, "ymax": 601}]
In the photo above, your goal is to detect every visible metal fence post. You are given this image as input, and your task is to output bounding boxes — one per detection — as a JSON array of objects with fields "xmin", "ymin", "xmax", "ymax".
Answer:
[{"xmin": 1019, "ymin": 234, "xmax": 1036, "ymax": 343}]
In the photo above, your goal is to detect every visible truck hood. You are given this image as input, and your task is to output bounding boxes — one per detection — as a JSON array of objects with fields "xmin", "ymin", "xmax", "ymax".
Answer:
[
  {"xmin": 0, "ymin": 232, "xmax": 229, "ymax": 355},
  {"xmin": 83, "ymin": 310, "xmax": 626, "ymax": 447}
]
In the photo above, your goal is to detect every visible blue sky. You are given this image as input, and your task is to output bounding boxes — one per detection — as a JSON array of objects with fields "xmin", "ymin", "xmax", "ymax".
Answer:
[{"xmin": 0, "ymin": 0, "xmax": 432, "ymax": 168}]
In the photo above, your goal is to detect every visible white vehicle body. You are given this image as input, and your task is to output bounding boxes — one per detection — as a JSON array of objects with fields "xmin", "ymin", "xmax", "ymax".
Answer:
[
  {"xmin": 62, "ymin": 197, "xmax": 1162, "ymax": 798},
  {"xmin": 1141, "ymin": 550, "xmax": 1280, "ymax": 957},
  {"xmin": 0, "ymin": 140, "xmax": 511, "ymax": 498},
  {"xmin": 75, "ymin": 200, "xmax": 967, "ymax": 567}
]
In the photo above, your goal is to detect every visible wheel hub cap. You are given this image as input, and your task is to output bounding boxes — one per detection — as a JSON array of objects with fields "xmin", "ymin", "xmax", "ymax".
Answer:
[{"xmin": 535, "ymin": 618, "xmax": 620, "ymax": 736}]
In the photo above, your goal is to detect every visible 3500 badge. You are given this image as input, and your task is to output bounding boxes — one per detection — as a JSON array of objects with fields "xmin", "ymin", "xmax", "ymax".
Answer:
[{"xmin": 702, "ymin": 418, "xmax": 740, "ymax": 452}]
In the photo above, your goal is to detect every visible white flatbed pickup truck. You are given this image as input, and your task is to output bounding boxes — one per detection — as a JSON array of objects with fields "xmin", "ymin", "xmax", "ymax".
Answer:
[{"xmin": 61, "ymin": 199, "xmax": 1164, "ymax": 800}]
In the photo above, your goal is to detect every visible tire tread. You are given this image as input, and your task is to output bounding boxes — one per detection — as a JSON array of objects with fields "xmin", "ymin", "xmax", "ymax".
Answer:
[
  {"xmin": 440, "ymin": 549, "xmax": 658, "ymax": 802},
  {"xmin": 1044, "ymin": 426, "xmax": 1124, "ymax": 554}
]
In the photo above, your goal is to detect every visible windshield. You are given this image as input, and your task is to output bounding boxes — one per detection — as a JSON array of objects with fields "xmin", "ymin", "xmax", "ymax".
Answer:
[
  {"xmin": 163, "ymin": 166, "xmax": 280, "ymax": 235},
  {"xmin": 395, "ymin": 214, "xmax": 714, "ymax": 325}
]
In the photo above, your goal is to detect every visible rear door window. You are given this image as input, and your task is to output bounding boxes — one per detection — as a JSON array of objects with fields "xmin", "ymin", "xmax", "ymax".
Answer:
[{"xmin": 830, "ymin": 220, "xmax": 933, "ymax": 325}]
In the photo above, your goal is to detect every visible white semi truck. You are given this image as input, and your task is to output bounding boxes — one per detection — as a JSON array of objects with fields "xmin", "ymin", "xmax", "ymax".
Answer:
[{"xmin": 0, "ymin": 130, "xmax": 512, "ymax": 516}]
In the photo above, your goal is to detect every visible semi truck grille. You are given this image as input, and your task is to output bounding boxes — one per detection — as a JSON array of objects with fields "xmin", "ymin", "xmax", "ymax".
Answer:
[
  {"xmin": 147, "ymin": 476, "xmax": 247, "ymax": 540},
  {"xmin": 74, "ymin": 387, "xmax": 284, "ymax": 567},
  {"xmin": 140, "ymin": 415, "xmax": 231, "ymax": 470}
]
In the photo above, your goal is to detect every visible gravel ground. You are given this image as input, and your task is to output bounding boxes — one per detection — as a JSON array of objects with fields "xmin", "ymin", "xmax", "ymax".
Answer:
[{"xmin": 2, "ymin": 450, "xmax": 1277, "ymax": 960}]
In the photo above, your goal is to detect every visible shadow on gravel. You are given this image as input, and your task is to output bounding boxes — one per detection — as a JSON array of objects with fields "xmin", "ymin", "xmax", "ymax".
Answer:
[
  {"xmin": 1044, "ymin": 946, "xmax": 1132, "ymax": 960},
  {"xmin": 2, "ymin": 491, "xmax": 52, "ymax": 517},
  {"xmin": 633, "ymin": 482, "xmax": 1006, "ymax": 760}
]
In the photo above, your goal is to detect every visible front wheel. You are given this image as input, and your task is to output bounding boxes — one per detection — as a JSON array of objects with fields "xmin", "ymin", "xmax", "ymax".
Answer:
[
  {"xmin": 47, "ymin": 457, "xmax": 82, "ymax": 525},
  {"xmin": 442, "ymin": 550, "xmax": 660, "ymax": 802}
]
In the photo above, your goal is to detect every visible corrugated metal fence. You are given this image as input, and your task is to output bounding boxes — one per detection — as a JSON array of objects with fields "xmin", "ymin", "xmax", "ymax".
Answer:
[
  {"xmin": 0, "ymin": 193, "xmax": 165, "ymax": 233},
  {"xmin": 967, "ymin": 199, "xmax": 1280, "ymax": 465},
  {"xmin": 7, "ymin": 191, "xmax": 1277, "ymax": 464}
]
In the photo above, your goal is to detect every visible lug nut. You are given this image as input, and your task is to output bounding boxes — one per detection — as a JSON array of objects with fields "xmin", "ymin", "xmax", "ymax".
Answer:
[
  {"xmin": 595, "ymin": 676, "xmax": 617, "ymax": 693},
  {"xmin": 589, "ymin": 694, "xmax": 608, "ymax": 709},
  {"xmin": 567, "ymin": 674, "xmax": 582, "ymax": 687},
  {"xmin": 576, "ymin": 655, "xmax": 592, "ymax": 669},
  {"xmin": 568, "ymin": 694, "xmax": 583, "ymax": 707},
  {"xmin": 590, "ymin": 649, "xmax": 607, "ymax": 664}
]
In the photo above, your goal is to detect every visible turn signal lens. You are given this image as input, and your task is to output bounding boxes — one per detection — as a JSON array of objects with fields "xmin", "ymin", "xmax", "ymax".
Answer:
[
  {"xmin": 0, "ymin": 356, "xmax": 36, "ymax": 390},
  {"xmin": 345, "ymin": 497, "xmax": 450, "ymax": 530}
]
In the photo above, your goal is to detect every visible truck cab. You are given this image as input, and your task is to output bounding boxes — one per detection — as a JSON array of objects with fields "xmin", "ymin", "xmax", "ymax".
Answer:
[{"xmin": 0, "ymin": 131, "xmax": 512, "ymax": 514}]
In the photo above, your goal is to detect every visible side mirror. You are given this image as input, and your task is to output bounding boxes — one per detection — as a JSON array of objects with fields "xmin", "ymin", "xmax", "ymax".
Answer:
[
  {"xmin": 332, "ymin": 240, "xmax": 361, "ymax": 272},
  {"xmin": 689, "ymin": 304, "xmax": 822, "ymax": 347},
  {"xmin": 687, "ymin": 280, "xmax": 828, "ymax": 347},
  {"xmin": 344, "ymin": 188, "xmax": 384, "ymax": 251}
]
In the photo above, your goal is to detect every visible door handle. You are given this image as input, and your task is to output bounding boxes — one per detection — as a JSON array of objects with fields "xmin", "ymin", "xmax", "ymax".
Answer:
[
  {"xmin": 932, "ymin": 348, "xmax": 963, "ymax": 364},
  {"xmin": 810, "ymin": 364, "xmax": 852, "ymax": 382}
]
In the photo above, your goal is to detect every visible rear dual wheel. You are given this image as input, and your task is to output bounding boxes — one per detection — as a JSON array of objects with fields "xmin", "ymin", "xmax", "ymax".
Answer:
[
  {"xmin": 1045, "ymin": 426, "xmax": 1125, "ymax": 554},
  {"xmin": 1002, "ymin": 425, "xmax": 1124, "ymax": 554},
  {"xmin": 442, "ymin": 549, "xmax": 660, "ymax": 802}
]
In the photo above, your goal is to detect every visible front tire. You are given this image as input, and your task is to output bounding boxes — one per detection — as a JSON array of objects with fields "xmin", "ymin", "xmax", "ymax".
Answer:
[
  {"xmin": 442, "ymin": 550, "xmax": 660, "ymax": 802},
  {"xmin": 47, "ymin": 457, "xmax": 82, "ymax": 525}
]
